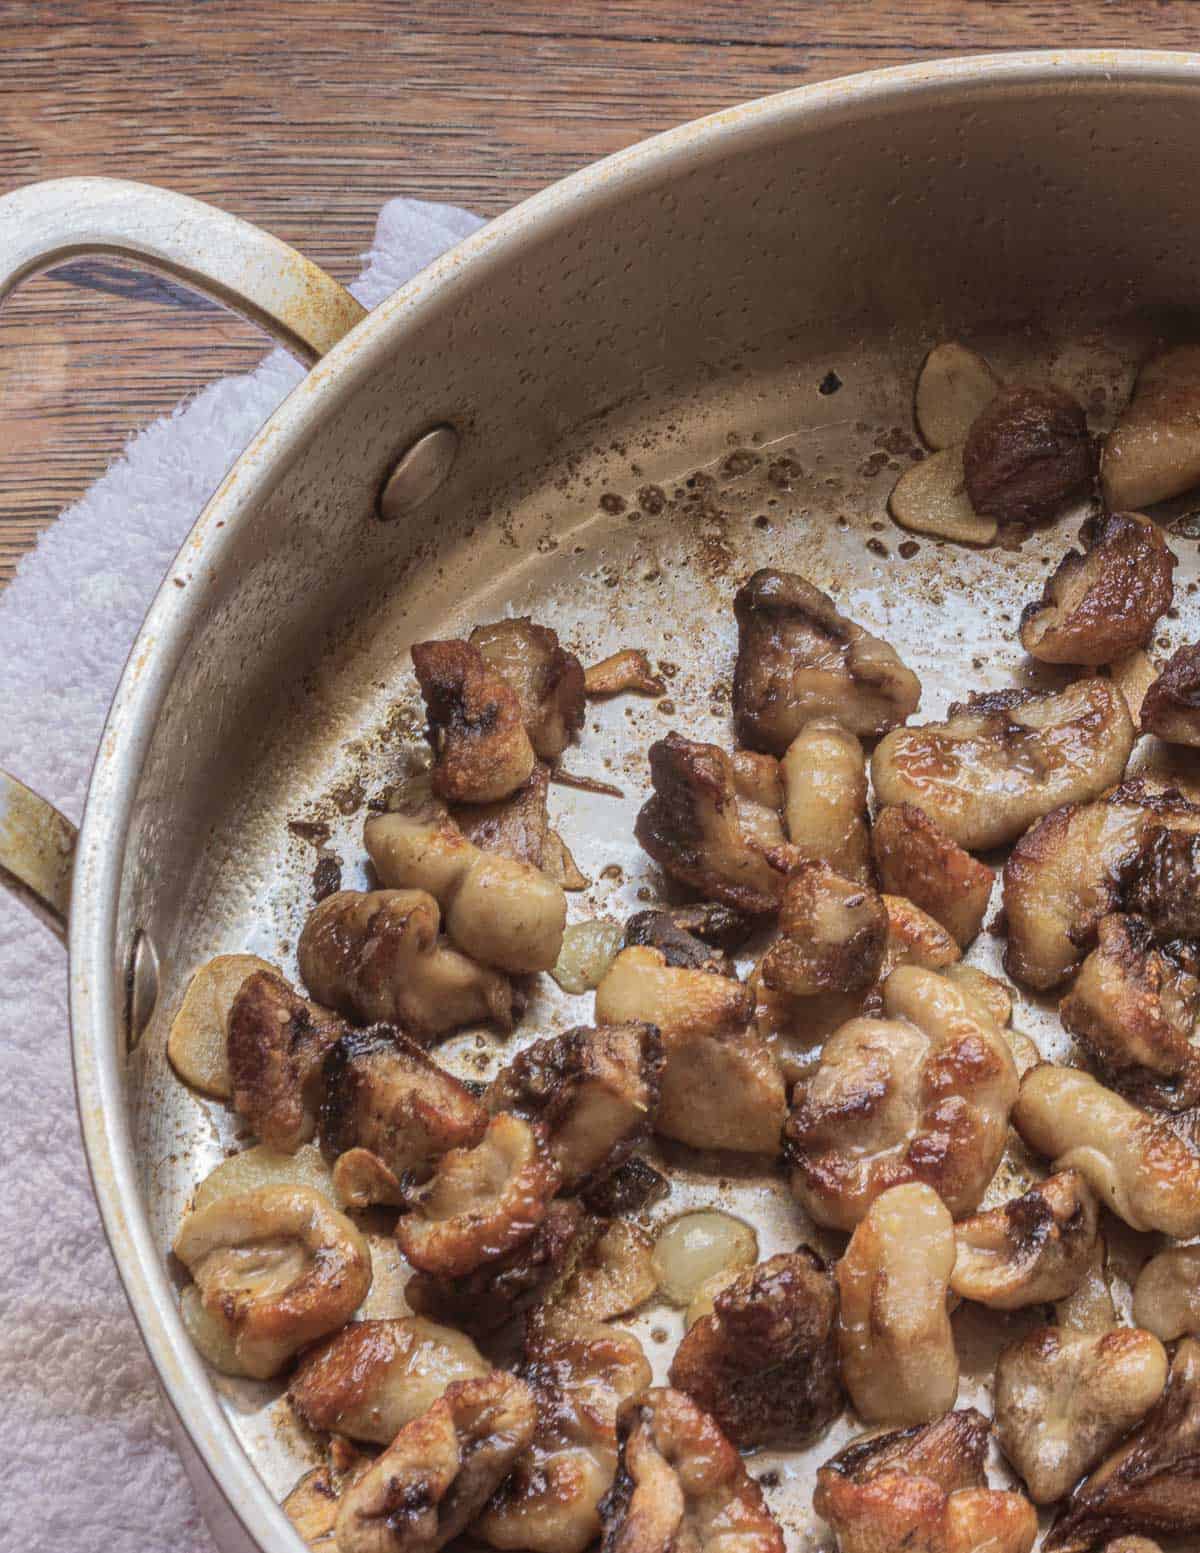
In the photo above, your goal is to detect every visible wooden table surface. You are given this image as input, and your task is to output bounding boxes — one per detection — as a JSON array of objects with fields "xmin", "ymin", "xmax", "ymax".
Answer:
[{"xmin": 0, "ymin": 1, "xmax": 1189, "ymax": 584}]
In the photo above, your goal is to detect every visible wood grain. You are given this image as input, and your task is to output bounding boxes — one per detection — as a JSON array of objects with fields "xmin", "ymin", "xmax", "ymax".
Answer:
[{"xmin": 0, "ymin": 0, "xmax": 1190, "ymax": 583}]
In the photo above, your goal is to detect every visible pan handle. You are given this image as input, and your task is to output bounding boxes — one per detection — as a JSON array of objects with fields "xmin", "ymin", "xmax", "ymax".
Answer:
[{"xmin": 0, "ymin": 177, "xmax": 369, "ymax": 936}]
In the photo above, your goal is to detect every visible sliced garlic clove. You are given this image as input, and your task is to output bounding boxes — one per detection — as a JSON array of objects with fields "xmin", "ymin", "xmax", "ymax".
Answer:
[
  {"xmin": 914, "ymin": 341, "xmax": 999, "ymax": 450},
  {"xmin": 889, "ymin": 446, "xmax": 998, "ymax": 546},
  {"xmin": 167, "ymin": 952, "xmax": 277, "ymax": 1098}
]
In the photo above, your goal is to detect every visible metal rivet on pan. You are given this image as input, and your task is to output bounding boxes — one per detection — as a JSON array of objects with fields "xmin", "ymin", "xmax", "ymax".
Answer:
[
  {"xmin": 127, "ymin": 928, "xmax": 160, "ymax": 1050},
  {"xmin": 377, "ymin": 425, "xmax": 459, "ymax": 522}
]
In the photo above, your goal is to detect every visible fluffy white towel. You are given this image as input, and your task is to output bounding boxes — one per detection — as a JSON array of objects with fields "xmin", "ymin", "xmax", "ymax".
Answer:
[{"xmin": 0, "ymin": 196, "xmax": 485, "ymax": 1553}]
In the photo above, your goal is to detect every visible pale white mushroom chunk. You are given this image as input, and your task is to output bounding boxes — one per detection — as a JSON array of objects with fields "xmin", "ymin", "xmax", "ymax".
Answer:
[{"xmin": 1133, "ymin": 1245, "xmax": 1200, "ymax": 1341}]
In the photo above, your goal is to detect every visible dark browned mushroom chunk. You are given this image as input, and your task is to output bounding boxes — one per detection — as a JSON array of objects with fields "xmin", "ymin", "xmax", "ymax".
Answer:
[
  {"xmin": 622, "ymin": 910, "xmax": 735, "ymax": 975},
  {"xmin": 668, "ymin": 1248, "xmax": 841, "ymax": 1447},
  {"xmin": 227, "ymin": 970, "xmax": 346, "ymax": 1153},
  {"xmin": 405, "ymin": 1198, "xmax": 585, "ymax": 1337},
  {"xmin": 1019, "ymin": 511, "xmax": 1176, "ymax": 665},
  {"xmin": 298, "ymin": 889, "xmax": 520, "ymax": 1038},
  {"xmin": 580, "ymin": 1156, "xmax": 669, "ymax": 1218},
  {"xmin": 412, "ymin": 638, "xmax": 536, "ymax": 803},
  {"xmin": 451, "ymin": 762, "xmax": 551, "ymax": 868},
  {"xmin": 633, "ymin": 732, "xmax": 787, "ymax": 914},
  {"xmin": 1140, "ymin": 643, "xmax": 1200, "ymax": 747},
  {"xmin": 871, "ymin": 803, "xmax": 995, "ymax": 948},
  {"xmin": 1003, "ymin": 780, "xmax": 1200, "ymax": 992},
  {"xmin": 1060, "ymin": 914, "xmax": 1200, "ymax": 1111},
  {"xmin": 1124, "ymin": 826, "xmax": 1200, "ymax": 941},
  {"xmin": 950, "ymin": 1169, "xmax": 1101, "ymax": 1310},
  {"xmin": 814, "ymin": 1409, "xmax": 1038, "ymax": 1553},
  {"xmin": 1046, "ymin": 1337, "xmax": 1200, "ymax": 1552},
  {"xmin": 484, "ymin": 1025, "xmax": 662, "ymax": 1193},
  {"xmin": 318, "ymin": 1026, "xmax": 487, "ymax": 1183},
  {"xmin": 962, "ymin": 383, "xmax": 1094, "ymax": 525},
  {"xmin": 335, "ymin": 1371, "xmax": 537, "ymax": 1553},
  {"xmin": 469, "ymin": 617, "xmax": 586, "ymax": 761},
  {"xmin": 732, "ymin": 568, "xmax": 920, "ymax": 753},
  {"xmin": 758, "ymin": 861, "xmax": 888, "ymax": 997},
  {"xmin": 598, "ymin": 1387, "xmax": 784, "ymax": 1553}
]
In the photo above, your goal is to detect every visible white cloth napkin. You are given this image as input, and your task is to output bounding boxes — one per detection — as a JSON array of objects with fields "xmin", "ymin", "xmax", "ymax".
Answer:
[{"xmin": 0, "ymin": 195, "xmax": 484, "ymax": 1553}]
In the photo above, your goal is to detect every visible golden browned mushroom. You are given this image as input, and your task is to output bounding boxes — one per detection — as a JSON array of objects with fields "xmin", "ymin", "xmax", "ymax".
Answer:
[
  {"xmin": 1056, "ymin": 1235, "xmax": 1118, "ymax": 1334},
  {"xmin": 1019, "ymin": 511, "xmax": 1176, "ymax": 665},
  {"xmin": 962, "ymin": 383, "xmax": 1095, "ymax": 525},
  {"xmin": 1003, "ymin": 779, "xmax": 1200, "ymax": 992},
  {"xmin": 1046, "ymin": 1337, "xmax": 1200, "ymax": 1552},
  {"xmin": 872, "ymin": 679, "xmax": 1134, "ymax": 852},
  {"xmin": 334, "ymin": 1371, "xmax": 537, "ymax": 1553},
  {"xmin": 484, "ymin": 1024, "xmax": 662, "ymax": 1193},
  {"xmin": 173, "ymin": 1185, "xmax": 372, "ymax": 1380},
  {"xmin": 943, "ymin": 963, "xmax": 1014, "ymax": 1030},
  {"xmin": 732, "ymin": 568, "xmax": 920, "ymax": 753},
  {"xmin": 584, "ymin": 649, "xmax": 666, "ymax": 699},
  {"xmin": 411, "ymin": 638, "xmax": 536, "ymax": 804},
  {"xmin": 759, "ymin": 861, "xmax": 888, "ymax": 997},
  {"xmin": 1132, "ymin": 1245, "xmax": 1200, "ymax": 1341},
  {"xmin": 1140, "ymin": 642, "xmax": 1200, "ymax": 747},
  {"xmin": 284, "ymin": 1450, "xmax": 371, "ymax": 1552},
  {"xmin": 633, "ymin": 733, "xmax": 788, "ymax": 914},
  {"xmin": 950, "ymin": 1170, "xmax": 1100, "ymax": 1310},
  {"xmin": 469, "ymin": 617, "xmax": 586, "ymax": 761},
  {"xmin": 598, "ymin": 1387, "xmax": 784, "ymax": 1553},
  {"xmin": 318, "ymin": 1027, "xmax": 486, "ymax": 1183},
  {"xmin": 594, "ymin": 946, "xmax": 786, "ymax": 1154},
  {"xmin": 289, "ymin": 1317, "xmax": 490, "ymax": 1444},
  {"xmin": 995, "ymin": 1325, "xmax": 1168, "ymax": 1505},
  {"xmin": 395, "ymin": 1112, "xmax": 561, "ymax": 1279},
  {"xmin": 1060, "ymin": 913, "xmax": 1200, "ymax": 1110},
  {"xmin": 668, "ymin": 1248, "xmax": 842, "ymax": 1447},
  {"xmin": 477, "ymin": 1322, "xmax": 652, "ymax": 1553},
  {"xmin": 814, "ymin": 1409, "xmax": 1038, "ymax": 1553},
  {"xmin": 364, "ymin": 802, "xmax": 566, "ymax": 973},
  {"xmin": 780, "ymin": 718, "xmax": 872, "ymax": 883},
  {"xmin": 298, "ymin": 889, "xmax": 520, "ymax": 1038},
  {"xmin": 535, "ymin": 1218, "xmax": 659, "ymax": 1332},
  {"xmin": 871, "ymin": 803, "xmax": 995, "ymax": 947},
  {"xmin": 1102, "ymin": 344, "xmax": 1200, "ymax": 510},
  {"xmin": 836, "ymin": 1182, "xmax": 958, "ymax": 1425},
  {"xmin": 167, "ymin": 952, "xmax": 279, "ymax": 1098},
  {"xmin": 405, "ymin": 1199, "xmax": 584, "ymax": 1338},
  {"xmin": 1013, "ymin": 1064, "xmax": 1200, "ymax": 1237},
  {"xmin": 786, "ymin": 965, "xmax": 1017, "ymax": 1229},
  {"xmin": 227, "ymin": 969, "xmax": 346, "ymax": 1153}
]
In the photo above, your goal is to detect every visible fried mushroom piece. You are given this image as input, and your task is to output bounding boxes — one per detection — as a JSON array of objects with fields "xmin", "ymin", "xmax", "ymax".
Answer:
[
  {"xmin": 1003, "ymin": 780, "xmax": 1200, "ymax": 991},
  {"xmin": 962, "ymin": 383, "xmax": 1095, "ymax": 525},
  {"xmin": 594, "ymin": 947, "xmax": 786, "ymax": 1154},
  {"xmin": 996, "ymin": 1325, "xmax": 1168, "ymax": 1506},
  {"xmin": 405, "ymin": 1199, "xmax": 584, "ymax": 1338},
  {"xmin": 633, "ymin": 733, "xmax": 788, "ymax": 914},
  {"xmin": 298, "ymin": 889, "xmax": 520, "ymax": 1038},
  {"xmin": 167, "ymin": 952, "xmax": 278, "ymax": 1099},
  {"xmin": 732, "ymin": 568, "xmax": 920, "ymax": 753},
  {"xmin": 451, "ymin": 761, "xmax": 551, "ymax": 867},
  {"xmin": 1124, "ymin": 825, "xmax": 1200, "ymax": 940},
  {"xmin": 289, "ymin": 1317, "xmax": 490, "ymax": 1445},
  {"xmin": 1132, "ymin": 1245, "xmax": 1200, "ymax": 1341},
  {"xmin": 814, "ymin": 1409, "xmax": 1038, "ymax": 1553},
  {"xmin": 1060, "ymin": 914, "xmax": 1200, "ymax": 1111},
  {"xmin": 871, "ymin": 803, "xmax": 995, "ymax": 947},
  {"xmin": 477, "ymin": 1322, "xmax": 652, "ymax": 1553},
  {"xmin": 173, "ymin": 1185, "xmax": 372, "ymax": 1381},
  {"xmin": 1046, "ymin": 1338, "xmax": 1200, "ymax": 1552},
  {"xmin": 1019, "ymin": 511, "xmax": 1176, "ymax": 665},
  {"xmin": 759, "ymin": 862, "xmax": 888, "ymax": 997},
  {"xmin": 484, "ymin": 1025, "xmax": 663, "ymax": 1193},
  {"xmin": 535, "ymin": 1218, "xmax": 659, "ymax": 1331},
  {"xmin": 780, "ymin": 717, "xmax": 872, "ymax": 884},
  {"xmin": 872, "ymin": 679, "xmax": 1135, "ymax": 851},
  {"xmin": 622, "ymin": 911, "xmax": 735, "ymax": 976},
  {"xmin": 364, "ymin": 803, "xmax": 566, "ymax": 974},
  {"xmin": 1102, "ymin": 344, "xmax": 1200, "ymax": 510},
  {"xmin": 836, "ymin": 1182, "xmax": 958, "ymax": 1425},
  {"xmin": 285, "ymin": 1450, "xmax": 372, "ymax": 1553},
  {"xmin": 1057, "ymin": 1235, "xmax": 1118, "ymax": 1334},
  {"xmin": 318, "ymin": 1027, "xmax": 486, "ymax": 1183},
  {"xmin": 786, "ymin": 964, "xmax": 1017, "ymax": 1229},
  {"xmin": 950, "ymin": 1169, "xmax": 1100, "ymax": 1310},
  {"xmin": 1013, "ymin": 1064, "xmax": 1200, "ymax": 1237},
  {"xmin": 598, "ymin": 1387, "xmax": 785, "ymax": 1553},
  {"xmin": 469, "ymin": 617, "xmax": 586, "ymax": 761},
  {"xmin": 584, "ymin": 648, "xmax": 666, "ymax": 699},
  {"xmin": 668, "ymin": 1248, "xmax": 842, "ymax": 1447},
  {"xmin": 1140, "ymin": 642, "xmax": 1200, "ymax": 747},
  {"xmin": 412, "ymin": 639, "xmax": 536, "ymax": 804},
  {"xmin": 335, "ymin": 1371, "xmax": 537, "ymax": 1553},
  {"xmin": 228, "ymin": 970, "xmax": 346, "ymax": 1153},
  {"xmin": 580, "ymin": 1156, "xmax": 670, "ymax": 1218},
  {"xmin": 395, "ymin": 1113, "xmax": 561, "ymax": 1279}
]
